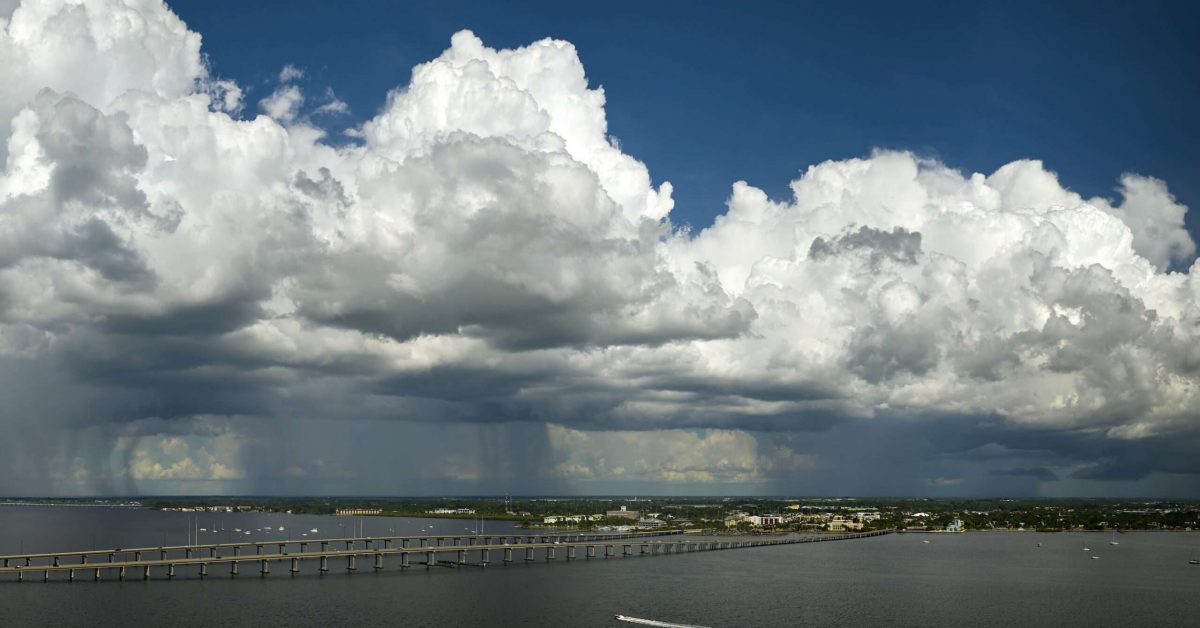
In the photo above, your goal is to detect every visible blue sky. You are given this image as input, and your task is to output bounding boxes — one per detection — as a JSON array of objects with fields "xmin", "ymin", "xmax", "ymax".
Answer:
[{"xmin": 176, "ymin": 0, "xmax": 1199, "ymax": 244}]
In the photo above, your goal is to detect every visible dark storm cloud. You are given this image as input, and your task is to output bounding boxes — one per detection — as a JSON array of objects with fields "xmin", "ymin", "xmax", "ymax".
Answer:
[{"xmin": 991, "ymin": 467, "xmax": 1058, "ymax": 482}]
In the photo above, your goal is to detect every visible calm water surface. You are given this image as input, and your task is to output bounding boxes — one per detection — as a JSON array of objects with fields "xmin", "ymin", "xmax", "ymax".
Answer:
[{"xmin": 0, "ymin": 506, "xmax": 1197, "ymax": 627}]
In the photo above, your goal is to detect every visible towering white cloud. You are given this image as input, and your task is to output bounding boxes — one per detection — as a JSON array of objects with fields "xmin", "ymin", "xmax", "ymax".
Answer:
[{"xmin": 0, "ymin": 0, "xmax": 1197, "ymax": 495}]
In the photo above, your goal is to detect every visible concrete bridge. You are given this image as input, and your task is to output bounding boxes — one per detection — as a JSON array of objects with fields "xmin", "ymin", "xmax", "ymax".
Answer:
[{"xmin": 0, "ymin": 530, "xmax": 892, "ymax": 582}]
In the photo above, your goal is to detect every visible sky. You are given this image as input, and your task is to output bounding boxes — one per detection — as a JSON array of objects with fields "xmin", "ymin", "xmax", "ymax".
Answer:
[{"xmin": 0, "ymin": 0, "xmax": 1198, "ymax": 497}]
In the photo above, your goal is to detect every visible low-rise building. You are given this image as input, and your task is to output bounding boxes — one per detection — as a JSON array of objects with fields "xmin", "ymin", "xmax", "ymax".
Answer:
[
  {"xmin": 336, "ymin": 508, "xmax": 382, "ymax": 515},
  {"xmin": 606, "ymin": 506, "xmax": 639, "ymax": 521},
  {"xmin": 748, "ymin": 514, "xmax": 782, "ymax": 527}
]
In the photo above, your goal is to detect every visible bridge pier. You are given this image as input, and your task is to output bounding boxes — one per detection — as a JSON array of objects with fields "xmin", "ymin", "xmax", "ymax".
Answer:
[
  {"xmin": 291, "ymin": 558, "xmax": 299, "ymax": 574},
  {"xmin": 426, "ymin": 550, "xmax": 436, "ymax": 567},
  {"xmin": 524, "ymin": 547, "xmax": 535, "ymax": 562},
  {"xmin": 401, "ymin": 552, "xmax": 410, "ymax": 569},
  {"xmin": 260, "ymin": 559, "xmax": 268, "ymax": 576},
  {"xmin": 374, "ymin": 553, "xmax": 383, "ymax": 570},
  {"xmin": 480, "ymin": 549, "xmax": 489, "ymax": 566},
  {"xmin": 93, "ymin": 567, "xmax": 100, "ymax": 581},
  {"xmin": 118, "ymin": 566, "xmax": 125, "ymax": 580},
  {"xmin": 346, "ymin": 554, "xmax": 356, "ymax": 572},
  {"xmin": 200, "ymin": 563, "xmax": 208, "ymax": 577},
  {"xmin": 143, "ymin": 565, "xmax": 150, "ymax": 580},
  {"xmin": 504, "ymin": 547, "xmax": 513, "ymax": 564},
  {"xmin": 605, "ymin": 545, "xmax": 613, "ymax": 558},
  {"xmin": 547, "ymin": 547, "xmax": 556, "ymax": 561},
  {"xmin": 587, "ymin": 546, "xmax": 595, "ymax": 559},
  {"xmin": 320, "ymin": 555, "xmax": 328, "ymax": 572},
  {"xmin": 168, "ymin": 564, "xmax": 176, "ymax": 579},
  {"xmin": 68, "ymin": 568, "xmax": 74, "ymax": 582},
  {"xmin": 567, "ymin": 546, "xmax": 576, "ymax": 560},
  {"xmin": 52, "ymin": 556, "xmax": 59, "ymax": 567},
  {"xmin": 230, "ymin": 561, "xmax": 239, "ymax": 576},
  {"xmin": 457, "ymin": 549, "xmax": 466, "ymax": 565}
]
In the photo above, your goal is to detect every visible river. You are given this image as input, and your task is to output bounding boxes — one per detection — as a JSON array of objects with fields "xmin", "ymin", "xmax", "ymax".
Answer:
[{"xmin": 0, "ymin": 505, "xmax": 1196, "ymax": 627}]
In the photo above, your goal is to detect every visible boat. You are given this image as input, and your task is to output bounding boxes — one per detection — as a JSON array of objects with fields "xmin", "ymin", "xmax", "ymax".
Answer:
[
  {"xmin": 1091, "ymin": 556, "xmax": 1100, "ymax": 560},
  {"xmin": 1189, "ymin": 559, "xmax": 1199, "ymax": 565},
  {"xmin": 614, "ymin": 615, "xmax": 710, "ymax": 627},
  {"xmin": 310, "ymin": 528, "xmax": 319, "ymax": 533}
]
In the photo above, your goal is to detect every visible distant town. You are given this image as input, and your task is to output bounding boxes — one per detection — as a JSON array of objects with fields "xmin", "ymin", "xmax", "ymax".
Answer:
[{"xmin": 11, "ymin": 497, "xmax": 1196, "ymax": 533}]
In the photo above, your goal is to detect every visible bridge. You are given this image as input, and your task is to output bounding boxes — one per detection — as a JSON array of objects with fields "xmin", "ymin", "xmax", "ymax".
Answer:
[{"xmin": 0, "ymin": 529, "xmax": 892, "ymax": 582}]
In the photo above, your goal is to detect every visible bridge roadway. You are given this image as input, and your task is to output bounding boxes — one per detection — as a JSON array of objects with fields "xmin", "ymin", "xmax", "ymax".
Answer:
[
  {"xmin": 0, "ymin": 529, "xmax": 679, "ymax": 567},
  {"xmin": 0, "ymin": 530, "xmax": 892, "ymax": 582}
]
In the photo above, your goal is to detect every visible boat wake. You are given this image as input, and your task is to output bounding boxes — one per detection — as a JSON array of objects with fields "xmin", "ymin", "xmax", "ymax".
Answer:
[{"xmin": 614, "ymin": 615, "xmax": 710, "ymax": 628}]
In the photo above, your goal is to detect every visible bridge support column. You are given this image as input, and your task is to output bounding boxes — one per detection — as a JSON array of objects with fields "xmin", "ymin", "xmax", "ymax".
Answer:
[
  {"xmin": 259, "ymin": 560, "xmax": 268, "ymax": 576},
  {"xmin": 480, "ymin": 549, "xmax": 489, "ymax": 566},
  {"xmin": 143, "ymin": 565, "xmax": 151, "ymax": 580},
  {"xmin": 346, "ymin": 555, "xmax": 356, "ymax": 572},
  {"xmin": 587, "ymin": 546, "xmax": 595, "ymax": 559},
  {"xmin": 160, "ymin": 550, "xmax": 167, "ymax": 560},
  {"xmin": 547, "ymin": 547, "xmax": 556, "ymax": 561},
  {"xmin": 291, "ymin": 558, "xmax": 299, "ymax": 574},
  {"xmin": 185, "ymin": 548, "xmax": 191, "ymax": 558},
  {"xmin": 623, "ymin": 545, "xmax": 631, "ymax": 556},
  {"xmin": 16, "ymin": 569, "xmax": 22, "ymax": 582},
  {"xmin": 118, "ymin": 566, "xmax": 125, "ymax": 580},
  {"xmin": 52, "ymin": 556, "xmax": 59, "ymax": 567},
  {"xmin": 230, "ymin": 561, "xmax": 239, "ymax": 576},
  {"xmin": 457, "ymin": 549, "xmax": 466, "ymax": 565},
  {"xmin": 384, "ymin": 539, "xmax": 391, "ymax": 549},
  {"xmin": 375, "ymin": 554, "xmax": 384, "ymax": 570},
  {"xmin": 210, "ymin": 547, "xmax": 216, "ymax": 558},
  {"xmin": 94, "ymin": 567, "xmax": 100, "ymax": 581},
  {"xmin": 320, "ymin": 555, "xmax": 328, "ymax": 572},
  {"xmin": 108, "ymin": 553, "xmax": 114, "ymax": 563},
  {"xmin": 640, "ymin": 544, "xmax": 647, "ymax": 555},
  {"xmin": 605, "ymin": 545, "xmax": 613, "ymax": 558},
  {"xmin": 200, "ymin": 563, "xmax": 208, "ymax": 577},
  {"xmin": 567, "ymin": 546, "xmax": 576, "ymax": 560},
  {"xmin": 168, "ymin": 564, "xmax": 176, "ymax": 579},
  {"xmin": 401, "ymin": 553, "xmax": 410, "ymax": 569},
  {"xmin": 43, "ymin": 570, "xmax": 48, "ymax": 582},
  {"xmin": 503, "ymin": 547, "xmax": 513, "ymax": 564},
  {"xmin": 426, "ymin": 551, "xmax": 436, "ymax": 567}
]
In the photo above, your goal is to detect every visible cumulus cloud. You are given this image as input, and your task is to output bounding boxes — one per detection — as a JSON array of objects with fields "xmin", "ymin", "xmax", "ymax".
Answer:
[{"xmin": 0, "ymin": 0, "xmax": 1197, "ymax": 495}]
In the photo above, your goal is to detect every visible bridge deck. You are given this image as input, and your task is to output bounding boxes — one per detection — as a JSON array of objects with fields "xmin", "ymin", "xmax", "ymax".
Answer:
[
  {"xmin": 0, "ymin": 531, "xmax": 893, "ymax": 580},
  {"xmin": 0, "ymin": 530, "xmax": 679, "ymax": 563}
]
